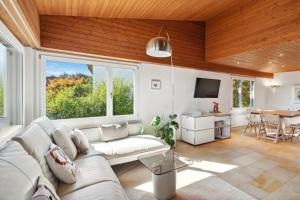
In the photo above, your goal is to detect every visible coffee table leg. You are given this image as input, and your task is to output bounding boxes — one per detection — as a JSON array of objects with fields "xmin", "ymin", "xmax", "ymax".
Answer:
[{"xmin": 153, "ymin": 170, "xmax": 176, "ymax": 200}]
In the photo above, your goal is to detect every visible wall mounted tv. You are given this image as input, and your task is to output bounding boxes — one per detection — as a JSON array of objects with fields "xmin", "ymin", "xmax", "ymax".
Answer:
[{"xmin": 194, "ymin": 78, "xmax": 221, "ymax": 98}]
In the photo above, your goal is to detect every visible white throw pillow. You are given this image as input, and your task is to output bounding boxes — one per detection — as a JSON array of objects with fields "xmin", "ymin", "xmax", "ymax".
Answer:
[
  {"xmin": 72, "ymin": 129, "xmax": 89, "ymax": 154},
  {"xmin": 100, "ymin": 122, "xmax": 128, "ymax": 142},
  {"xmin": 128, "ymin": 121, "xmax": 144, "ymax": 136},
  {"xmin": 45, "ymin": 144, "xmax": 77, "ymax": 184},
  {"xmin": 53, "ymin": 124, "xmax": 77, "ymax": 160}
]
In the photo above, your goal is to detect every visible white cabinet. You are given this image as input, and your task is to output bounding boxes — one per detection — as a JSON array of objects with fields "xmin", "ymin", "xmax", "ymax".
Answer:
[
  {"xmin": 181, "ymin": 113, "xmax": 231, "ymax": 145},
  {"xmin": 182, "ymin": 115, "xmax": 214, "ymax": 130}
]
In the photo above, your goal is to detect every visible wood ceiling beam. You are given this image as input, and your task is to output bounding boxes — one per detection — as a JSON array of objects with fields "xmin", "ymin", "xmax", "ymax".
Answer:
[
  {"xmin": 205, "ymin": 0, "xmax": 300, "ymax": 61},
  {"xmin": 0, "ymin": 0, "xmax": 40, "ymax": 47}
]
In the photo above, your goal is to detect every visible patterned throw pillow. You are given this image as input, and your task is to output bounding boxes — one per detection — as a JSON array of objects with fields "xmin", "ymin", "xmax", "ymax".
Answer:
[
  {"xmin": 45, "ymin": 144, "xmax": 77, "ymax": 184},
  {"xmin": 72, "ymin": 129, "xmax": 89, "ymax": 154}
]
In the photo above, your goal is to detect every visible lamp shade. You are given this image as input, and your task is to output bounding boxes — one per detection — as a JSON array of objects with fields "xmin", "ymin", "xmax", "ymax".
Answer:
[{"xmin": 146, "ymin": 36, "xmax": 172, "ymax": 58}]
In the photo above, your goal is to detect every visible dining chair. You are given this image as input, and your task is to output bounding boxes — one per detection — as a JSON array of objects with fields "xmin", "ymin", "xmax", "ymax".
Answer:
[
  {"xmin": 244, "ymin": 109, "xmax": 260, "ymax": 136},
  {"xmin": 282, "ymin": 123, "xmax": 300, "ymax": 142},
  {"xmin": 258, "ymin": 114, "xmax": 283, "ymax": 143}
]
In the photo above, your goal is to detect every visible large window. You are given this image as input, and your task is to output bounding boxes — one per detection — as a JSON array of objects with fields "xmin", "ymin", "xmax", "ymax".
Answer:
[
  {"xmin": 232, "ymin": 78, "xmax": 255, "ymax": 108},
  {"xmin": 45, "ymin": 59, "xmax": 136, "ymax": 119}
]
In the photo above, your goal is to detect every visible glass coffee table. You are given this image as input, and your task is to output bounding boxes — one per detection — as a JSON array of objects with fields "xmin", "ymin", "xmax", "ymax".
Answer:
[{"xmin": 138, "ymin": 150, "xmax": 192, "ymax": 200}]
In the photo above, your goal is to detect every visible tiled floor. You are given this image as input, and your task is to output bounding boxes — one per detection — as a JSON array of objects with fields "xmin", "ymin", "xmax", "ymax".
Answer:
[{"xmin": 113, "ymin": 127, "xmax": 300, "ymax": 200}]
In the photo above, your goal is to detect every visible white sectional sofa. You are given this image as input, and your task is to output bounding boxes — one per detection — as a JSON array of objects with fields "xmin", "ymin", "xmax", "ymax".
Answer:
[
  {"xmin": 55, "ymin": 119, "xmax": 170, "ymax": 165},
  {"xmin": 0, "ymin": 116, "xmax": 170, "ymax": 200}
]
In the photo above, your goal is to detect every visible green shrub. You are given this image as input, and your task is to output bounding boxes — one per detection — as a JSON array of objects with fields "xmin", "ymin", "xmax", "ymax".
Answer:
[{"xmin": 46, "ymin": 75, "xmax": 133, "ymax": 119}]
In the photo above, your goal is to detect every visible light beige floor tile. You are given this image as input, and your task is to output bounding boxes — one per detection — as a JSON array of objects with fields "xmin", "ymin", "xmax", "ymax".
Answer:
[
  {"xmin": 251, "ymin": 159, "xmax": 279, "ymax": 170},
  {"xmin": 263, "ymin": 184, "xmax": 300, "ymax": 200},
  {"xmin": 239, "ymin": 183, "xmax": 269, "ymax": 199},
  {"xmin": 232, "ymin": 153, "xmax": 264, "ymax": 167},
  {"xmin": 265, "ymin": 166, "xmax": 296, "ymax": 183}
]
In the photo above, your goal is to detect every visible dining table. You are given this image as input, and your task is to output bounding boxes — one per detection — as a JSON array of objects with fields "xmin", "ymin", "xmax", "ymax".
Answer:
[
  {"xmin": 251, "ymin": 110, "xmax": 300, "ymax": 118},
  {"xmin": 250, "ymin": 110, "xmax": 300, "ymax": 143}
]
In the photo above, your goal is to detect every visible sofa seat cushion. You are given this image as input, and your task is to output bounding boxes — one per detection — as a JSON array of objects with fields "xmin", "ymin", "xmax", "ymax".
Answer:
[
  {"xmin": 60, "ymin": 181, "xmax": 128, "ymax": 200},
  {"xmin": 57, "ymin": 156, "xmax": 119, "ymax": 197},
  {"xmin": 0, "ymin": 141, "xmax": 43, "ymax": 200},
  {"xmin": 89, "ymin": 135, "xmax": 168, "ymax": 159}
]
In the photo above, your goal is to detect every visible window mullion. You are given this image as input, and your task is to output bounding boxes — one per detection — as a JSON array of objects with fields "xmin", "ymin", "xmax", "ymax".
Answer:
[{"xmin": 107, "ymin": 66, "xmax": 113, "ymax": 118}]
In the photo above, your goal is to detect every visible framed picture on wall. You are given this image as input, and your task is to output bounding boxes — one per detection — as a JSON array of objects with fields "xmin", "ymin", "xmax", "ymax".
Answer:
[
  {"xmin": 292, "ymin": 85, "xmax": 300, "ymax": 103},
  {"xmin": 151, "ymin": 79, "xmax": 161, "ymax": 90}
]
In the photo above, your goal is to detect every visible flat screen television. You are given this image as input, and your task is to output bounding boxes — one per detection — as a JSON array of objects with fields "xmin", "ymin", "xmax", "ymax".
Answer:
[{"xmin": 194, "ymin": 78, "xmax": 221, "ymax": 98}]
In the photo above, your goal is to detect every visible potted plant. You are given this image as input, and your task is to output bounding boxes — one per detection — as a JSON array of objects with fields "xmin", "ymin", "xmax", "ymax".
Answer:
[{"xmin": 151, "ymin": 114, "xmax": 179, "ymax": 147}]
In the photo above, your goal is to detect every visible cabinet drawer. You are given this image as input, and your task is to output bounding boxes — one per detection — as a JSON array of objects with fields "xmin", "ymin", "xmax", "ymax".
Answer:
[
  {"xmin": 181, "ymin": 115, "xmax": 195, "ymax": 130},
  {"xmin": 181, "ymin": 128, "xmax": 214, "ymax": 145},
  {"xmin": 195, "ymin": 116, "xmax": 214, "ymax": 130},
  {"xmin": 181, "ymin": 128, "xmax": 195, "ymax": 145},
  {"xmin": 195, "ymin": 129, "xmax": 214, "ymax": 145}
]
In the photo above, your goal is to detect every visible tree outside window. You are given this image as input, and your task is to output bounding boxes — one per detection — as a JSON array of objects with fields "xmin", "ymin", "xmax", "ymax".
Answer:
[
  {"xmin": 46, "ymin": 60, "xmax": 135, "ymax": 119},
  {"xmin": 232, "ymin": 79, "xmax": 254, "ymax": 108}
]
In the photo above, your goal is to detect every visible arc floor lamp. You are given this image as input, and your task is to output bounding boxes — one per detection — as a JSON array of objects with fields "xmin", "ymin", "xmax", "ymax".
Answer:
[{"xmin": 146, "ymin": 26, "xmax": 175, "ymax": 115}]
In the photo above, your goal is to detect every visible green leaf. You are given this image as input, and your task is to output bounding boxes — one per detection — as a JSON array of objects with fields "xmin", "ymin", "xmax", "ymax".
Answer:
[{"xmin": 151, "ymin": 116, "xmax": 161, "ymax": 126}]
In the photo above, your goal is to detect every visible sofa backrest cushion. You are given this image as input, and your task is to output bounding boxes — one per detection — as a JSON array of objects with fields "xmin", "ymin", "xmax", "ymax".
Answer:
[
  {"xmin": 0, "ymin": 141, "xmax": 43, "ymax": 200},
  {"xmin": 13, "ymin": 124, "xmax": 59, "ymax": 189},
  {"xmin": 100, "ymin": 122, "xmax": 128, "ymax": 142},
  {"xmin": 52, "ymin": 124, "xmax": 77, "ymax": 160},
  {"xmin": 79, "ymin": 127, "xmax": 102, "ymax": 142},
  {"xmin": 32, "ymin": 116, "xmax": 56, "ymax": 137}
]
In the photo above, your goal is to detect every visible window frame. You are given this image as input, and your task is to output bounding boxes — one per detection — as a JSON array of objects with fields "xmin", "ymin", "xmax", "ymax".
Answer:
[
  {"xmin": 40, "ymin": 54, "xmax": 139, "ymax": 121},
  {"xmin": 0, "ymin": 44, "xmax": 7, "ymax": 118},
  {"xmin": 230, "ymin": 76, "xmax": 256, "ymax": 111}
]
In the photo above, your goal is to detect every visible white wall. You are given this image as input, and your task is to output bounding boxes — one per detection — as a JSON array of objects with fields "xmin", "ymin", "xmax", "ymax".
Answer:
[
  {"xmin": 138, "ymin": 63, "xmax": 233, "ymax": 134},
  {"xmin": 265, "ymin": 71, "xmax": 300, "ymax": 110},
  {"xmin": 139, "ymin": 63, "xmax": 269, "ymax": 131}
]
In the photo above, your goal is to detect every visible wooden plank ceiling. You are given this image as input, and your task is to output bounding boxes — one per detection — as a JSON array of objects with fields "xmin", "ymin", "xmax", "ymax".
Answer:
[
  {"xmin": 40, "ymin": 16, "xmax": 272, "ymax": 78},
  {"xmin": 206, "ymin": 0, "xmax": 300, "ymax": 73},
  {"xmin": 3, "ymin": 0, "xmax": 300, "ymax": 77},
  {"xmin": 33, "ymin": 0, "xmax": 243, "ymax": 21},
  {"xmin": 0, "ymin": 0, "xmax": 40, "ymax": 47}
]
